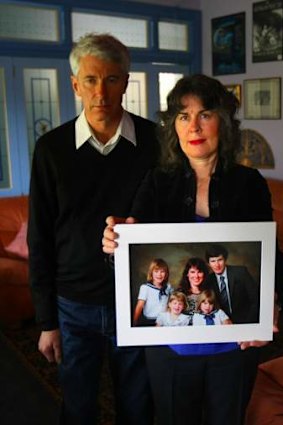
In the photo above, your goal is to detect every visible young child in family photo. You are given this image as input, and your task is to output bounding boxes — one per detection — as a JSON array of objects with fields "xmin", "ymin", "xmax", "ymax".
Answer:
[
  {"xmin": 156, "ymin": 291, "xmax": 190, "ymax": 327},
  {"xmin": 192, "ymin": 289, "xmax": 232, "ymax": 326},
  {"xmin": 133, "ymin": 258, "xmax": 173, "ymax": 326}
]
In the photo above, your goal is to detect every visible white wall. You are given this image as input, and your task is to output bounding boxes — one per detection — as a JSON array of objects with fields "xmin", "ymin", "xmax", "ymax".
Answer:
[{"xmin": 201, "ymin": 0, "xmax": 283, "ymax": 180}]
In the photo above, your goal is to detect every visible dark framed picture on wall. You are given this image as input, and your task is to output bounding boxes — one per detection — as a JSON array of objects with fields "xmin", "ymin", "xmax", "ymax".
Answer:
[
  {"xmin": 244, "ymin": 77, "xmax": 281, "ymax": 119},
  {"xmin": 212, "ymin": 12, "xmax": 246, "ymax": 76},
  {"xmin": 253, "ymin": 0, "xmax": 283, "ymax": 62}
]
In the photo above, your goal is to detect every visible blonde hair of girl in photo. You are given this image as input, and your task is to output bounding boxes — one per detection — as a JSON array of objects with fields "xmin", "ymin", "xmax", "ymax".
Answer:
[
  {"xmin": 133, "ymin": 258, "xmax": 173, "ymax": 326},
  {"xmin": 192, "ymin": 289, "xmax": 232, "ymax": 326},
  {"xmin": 156, "ymin": 291, "xmax": 190, "ymax": 327}
]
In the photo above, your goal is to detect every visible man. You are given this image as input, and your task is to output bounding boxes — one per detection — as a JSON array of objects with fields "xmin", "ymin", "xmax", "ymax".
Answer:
[
  {"xmin": 27, "ymin": 33, "xmax": 158, "ymax": 425},
  {"xmin": 204, "ymin": 243, "xmax": 259, "ymax": 324}
]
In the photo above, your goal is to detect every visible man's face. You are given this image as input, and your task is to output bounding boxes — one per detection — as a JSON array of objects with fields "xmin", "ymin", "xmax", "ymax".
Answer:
[
  {"xmin": 71, "ymin": 55, "xmax": 128, "ymax": 130},
  {"xmin": 208, "ymin": 255, "xmax": 226, "ymax": 275}
]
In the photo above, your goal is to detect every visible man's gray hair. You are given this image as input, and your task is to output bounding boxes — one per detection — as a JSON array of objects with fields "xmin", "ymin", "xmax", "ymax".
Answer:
[{"xmin": 69, "ymin": 32, "xmax": 130, "ymax": 76}]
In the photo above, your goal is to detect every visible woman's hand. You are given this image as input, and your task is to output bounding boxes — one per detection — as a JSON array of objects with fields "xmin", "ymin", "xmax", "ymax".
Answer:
[
  {"xmin": 102, "ymin": 215, "xmax": 137, "ymax": 254},
  {"xmin": 238, "ymin": 340, "xmax": 269, "ymax": 350}
]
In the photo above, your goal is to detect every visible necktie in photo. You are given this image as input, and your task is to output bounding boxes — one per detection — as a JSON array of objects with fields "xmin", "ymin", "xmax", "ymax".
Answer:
[
  {"xmin": 220, "ymin": 275, "xmax": 230, "ymax": 314},
  {"xmin": 204, "ymin": 313, "xmax": 215, "ymax": 325}
]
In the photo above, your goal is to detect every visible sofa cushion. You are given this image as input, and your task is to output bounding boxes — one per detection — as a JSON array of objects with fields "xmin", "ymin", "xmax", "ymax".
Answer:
[
  {"xmin": 0, "ymin": 257, "xmax": 28, "ymax": 286},
  {"xmin": 0, "ymin": 196, "xmax": 28, "ymax": 258},
  {"xmin": 266, "ymin": 179, "xmax": 283, "ymax": 252},
  {"xmin": 246, "ymin": 357, "xmax": 283, "ymax": 425},
  {"xmin": 259, "ymin": 356, "xmax": 283, "ymax": 387},
  {"xmin": 4, "ymin": 222, "xmax": 28, "ymax": 260}
]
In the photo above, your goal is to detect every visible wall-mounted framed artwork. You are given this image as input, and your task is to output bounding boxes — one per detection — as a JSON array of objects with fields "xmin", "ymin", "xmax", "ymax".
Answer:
[
  {"xmin": 244, "ymin": 77, "xmax": 281, "ymax": 119},
  {"xmin": 225, "ymin": 84, "xmax": 241, "ymax": 104},
  {"xmin": 253, "ymin": 0, "xmax": 283, "ymax": 63},
  {"xmin": 212, "ymin": 12, "xmax": 246, "ymax": 76}
]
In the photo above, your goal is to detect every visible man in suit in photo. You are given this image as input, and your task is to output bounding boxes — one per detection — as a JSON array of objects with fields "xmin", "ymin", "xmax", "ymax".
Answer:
[
  {"xmin": 204, "ymin": 243, "xmax": 259, "ymax": 324},
  {"xmin": 28, "ymin": 32, "xmax": 158, "ymax": 425}
]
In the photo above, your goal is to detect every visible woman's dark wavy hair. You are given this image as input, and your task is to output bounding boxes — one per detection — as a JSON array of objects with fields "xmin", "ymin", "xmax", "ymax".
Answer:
[
  {"xmin": 157, "ymin": 74, "xmax": 241, "ymax": 171},
  {"xmin": 179, "ymin": 257, "xmax": 209, "ymax": 295}
]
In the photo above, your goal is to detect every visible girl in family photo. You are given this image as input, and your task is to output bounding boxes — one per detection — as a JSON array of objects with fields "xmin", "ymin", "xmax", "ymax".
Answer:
[
  {"xmin": 133, "ymin": 258, "xmax": 172, "ymax": 326},
  {"xmin": 156, "ymin": 291, "xmax": 190, "ymax": 327},
  {"xmin": 192, "ymin": 289, "xmax": 232, "ymax": 326}
]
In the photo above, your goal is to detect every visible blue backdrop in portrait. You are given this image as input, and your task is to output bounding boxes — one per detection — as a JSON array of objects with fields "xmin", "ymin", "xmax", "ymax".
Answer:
[{"xmin": 212, "ymin": 13, "xmax": 246, "ymax": 76}]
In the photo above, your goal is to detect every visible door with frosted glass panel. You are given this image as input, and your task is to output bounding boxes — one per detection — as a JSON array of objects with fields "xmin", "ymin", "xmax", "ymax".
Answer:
[
  {"xmin": 0, "ymin": 57, "xmax": 22, "ymax": 196},
  {"xmin": 4, "ymin": 58, "xmax": 74, "ymax": 195}
]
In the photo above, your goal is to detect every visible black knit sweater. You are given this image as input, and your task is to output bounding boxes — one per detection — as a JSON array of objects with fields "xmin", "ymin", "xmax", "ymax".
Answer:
[{"xmin": 28, "ymin": 114, "xmax": 158, "ymax": 330}]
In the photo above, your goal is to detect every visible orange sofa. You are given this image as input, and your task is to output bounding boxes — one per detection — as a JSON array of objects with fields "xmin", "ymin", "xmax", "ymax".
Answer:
[
  {"xmin": 245, "ymin": 178, "xmax": 283, "ymax": 425},
  {"xmin": 266, "ymin": 178, "xmax": 283, "ymax": 253},
  {"xmin": 0, "ymin": 196, "xmax": 34, "ymax": 327},
  {"xmin": 245, "ymin": 356, "xmax": 283, "ymax": 425}
]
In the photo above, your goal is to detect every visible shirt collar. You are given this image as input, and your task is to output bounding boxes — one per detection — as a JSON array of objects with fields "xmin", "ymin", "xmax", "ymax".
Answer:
[{"xmin": 75, "ymin": 109, "xmax": 136, "ymax": 153}]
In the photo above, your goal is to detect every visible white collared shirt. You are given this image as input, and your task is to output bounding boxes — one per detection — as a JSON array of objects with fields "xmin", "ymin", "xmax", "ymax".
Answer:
[{"xmin": 75, "ymin": 109, "xmax": 136, "ymax": 155}]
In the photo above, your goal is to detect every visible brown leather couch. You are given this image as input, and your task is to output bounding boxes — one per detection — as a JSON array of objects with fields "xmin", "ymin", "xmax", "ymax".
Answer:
[
  {"xmin": 0, "ymin": 196, "xmax": 34, "ymax": 327},
  {"xmin": 245, "ymin": 354, "xmax": 283, "ymax": 425},
  {"xmin": 245, "ymin": 179, "xmax": 283, "ymax": 424},
  {"xmin": 267, "ymin": 178, "xmax": 283, "ymax": 252}
]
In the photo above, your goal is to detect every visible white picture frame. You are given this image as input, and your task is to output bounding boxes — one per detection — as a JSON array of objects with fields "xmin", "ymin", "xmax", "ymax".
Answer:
[{"xmin": 114, "ymin": 222, "xmax": 276, "ymax": 346}]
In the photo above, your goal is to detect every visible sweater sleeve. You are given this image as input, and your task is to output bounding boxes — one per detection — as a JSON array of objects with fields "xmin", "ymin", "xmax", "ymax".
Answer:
[{"xmin": 27, "ymin": 137, "xmax": 59, "ymax": 330}]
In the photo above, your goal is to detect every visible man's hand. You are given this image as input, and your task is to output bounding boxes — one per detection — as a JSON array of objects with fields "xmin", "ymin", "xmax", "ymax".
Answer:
[
  {"xmin": 38, "ymin": 329, "xmax": 62, "ymax": 364},
  {"xmin": 102, "ymin": 216, "xmax": 137, "ymax": 254}
]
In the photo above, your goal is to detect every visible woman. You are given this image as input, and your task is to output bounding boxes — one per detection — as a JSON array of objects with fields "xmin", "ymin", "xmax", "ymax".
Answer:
[
  {"xmin": 179, "ymin": 257, "xmax": 209, "ymax": 315},
  {"xmin": 103, "ymin": 75, "xmax": 275, "ymax": 425}
]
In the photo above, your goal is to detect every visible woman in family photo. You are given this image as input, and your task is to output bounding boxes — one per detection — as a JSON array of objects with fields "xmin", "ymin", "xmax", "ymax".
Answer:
[{"xmin": 178, "ymin": 257, "xmax": 209, "ymax": 317}]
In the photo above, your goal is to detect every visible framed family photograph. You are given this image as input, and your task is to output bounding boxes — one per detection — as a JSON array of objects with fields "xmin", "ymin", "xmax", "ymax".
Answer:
[
  {"xmin": 244, "ymin": 77, "xmax": 281, "ymax": 119},
  {"xmin": 114, "ymin": 222, "xmax": 276, "ymax": 346},
  {"xmin": 253, "ymin": 0, "xmax": 283, "ymax": 62},
  {"xmin": 212, "ymin": 12, "xmax": 246, "ymax": 75}
]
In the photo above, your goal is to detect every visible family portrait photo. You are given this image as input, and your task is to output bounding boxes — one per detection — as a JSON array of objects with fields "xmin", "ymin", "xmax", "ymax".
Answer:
[{"xmin": 114, "ymin": 222, "xmax": 276, "ymax": 346}]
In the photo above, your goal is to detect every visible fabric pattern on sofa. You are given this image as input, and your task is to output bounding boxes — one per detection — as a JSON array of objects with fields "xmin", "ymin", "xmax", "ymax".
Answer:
[{"xmin": 0, "ymin": 196, "xmax": 34, "ymax": 327}]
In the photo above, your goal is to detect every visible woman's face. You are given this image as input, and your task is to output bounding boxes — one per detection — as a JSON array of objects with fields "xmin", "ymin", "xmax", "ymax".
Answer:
[
  {"xmin": 175, "ymin": 95, "xmax": 220, "ymax": 162},
  {"xmin": 187, "ymin": 266, "xmax": 205, "ymax": 287}
]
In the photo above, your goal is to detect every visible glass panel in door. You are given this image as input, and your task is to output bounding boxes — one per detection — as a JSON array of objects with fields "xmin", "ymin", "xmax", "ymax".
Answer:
[
  {"xmin": 23, "ymin": 68, "xmax": 61, "ymax": 165},
  {"xmin": 0, "ymin": 67, "xmax": 11, "ymax": 189}
]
